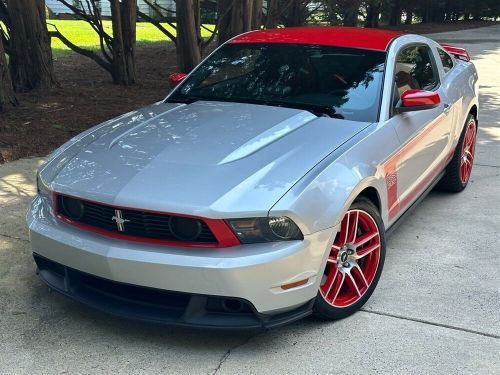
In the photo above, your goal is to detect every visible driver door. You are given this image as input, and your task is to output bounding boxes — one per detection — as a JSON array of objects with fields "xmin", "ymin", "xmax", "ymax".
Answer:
[{"xmin": 385, "ymin": 44, "xmax": 454, "ymax": 220}]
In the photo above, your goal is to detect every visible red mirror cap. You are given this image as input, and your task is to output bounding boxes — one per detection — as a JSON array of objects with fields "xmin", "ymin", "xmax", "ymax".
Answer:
[
  {"xmin": 441, "ymin": 43, "xmax": 470, "ymax": 62},
  {"xmin": 169, "ymin": 72, "xmax": 187, "ymax": 88},
  {"xmin": 401, "ymin": 89, "xmax": 441, "ymax": 108}
]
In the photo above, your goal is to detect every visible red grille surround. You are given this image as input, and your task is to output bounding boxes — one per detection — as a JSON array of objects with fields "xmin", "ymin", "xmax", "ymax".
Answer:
[{"xmin": 52, "ymin": 192, "xmax": 240, "ymax": 248}]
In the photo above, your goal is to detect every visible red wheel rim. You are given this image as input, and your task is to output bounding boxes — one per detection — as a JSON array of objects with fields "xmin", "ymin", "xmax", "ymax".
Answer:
[
  {"xmin": 320, "ymin": 209, "xmax": 381, "ymax": 308},
  {"xmin": 460, "ymin": 119, "xmax": 476, "ymax": 184}
]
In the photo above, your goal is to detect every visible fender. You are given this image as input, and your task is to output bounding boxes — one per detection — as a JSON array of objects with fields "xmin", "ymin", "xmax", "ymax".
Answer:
[
  {"xmin": 270, "ymin": 121, "xmax": 399, "ymax": 235},
  {"xmin": 338, "ymin": 177, "xmax": 386, "ymax": 226}
]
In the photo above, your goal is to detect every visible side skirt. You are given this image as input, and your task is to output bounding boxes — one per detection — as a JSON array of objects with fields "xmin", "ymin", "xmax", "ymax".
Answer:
[{"xmin": 386, "ymin": 169, "xmax": 446, "ymax": 238}]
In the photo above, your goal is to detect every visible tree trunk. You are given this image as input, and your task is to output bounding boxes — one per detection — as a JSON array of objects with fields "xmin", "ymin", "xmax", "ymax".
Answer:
[
  {"xmin": 217, "ymin": 0, "xmax": 232, "ymax": 44},
  {"xmin": 194, "ymin": 0, "xmax": 203, "ymax": 50},
  {"xmin": 388, "ymin": 1, "xmax": 402, "ymax": 26},
  {"xmin": 251, "ymin": 0, "xmax": 263, "ymax": 30},
  {"xmin": 218, "ymin": 0, "xmax": 253, "ymax": 46},
  {"xmin": 265, "ymin": 0, "xmax": 280, "ymax": 28},
  {"xmin": 0, "ymin": 39, "xmax": 17, "ymax": 111},
  {"xmin": 430, "ymin": 2, "xmax": 445, "ymax": 22},
  {"xmin": 422, "ymin": 0, "xmax": 432, "ymax": 23},
  {"xmin": 284, "ymin": 0, "xmax": 306, "ymax": 27},
  {"xmin": 110, "ymin": 0, "xmax": 136, "ymax": 85},
  {"xmin": 7, "ymin": 0, "xmax": 56, "ymax": 92},
  {"xmin": 176, "ymin": 0, "xmax": 201, "ymax": 72},
  {"xmin": 121, "ymin": 0, "xmax": 136, "ymax": 84},
  {"xmin": 405, "ymin": 10, "xmax": 413, "ymax": 24},
  {"xmin": 342, "ymin": 1, "xmax": 360, "ymax": 27},
  {"xmin": 232, "ymin": 0, "xmax": 253, "ymax": 32},
  {"xmin": 365, "ymin": 0, "xmax": 380, "ymax": 27}
]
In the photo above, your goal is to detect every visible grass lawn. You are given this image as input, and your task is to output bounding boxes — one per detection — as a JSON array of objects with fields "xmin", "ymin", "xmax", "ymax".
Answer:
[{"xmin": 46, "ymin": 20, "xmax": 214, "ymax": 58}]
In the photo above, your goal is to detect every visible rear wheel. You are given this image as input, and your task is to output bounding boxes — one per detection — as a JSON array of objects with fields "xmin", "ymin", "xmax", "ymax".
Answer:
[
  {"xmin": 438, "ymin": 114, "xmax": 477, "ymax": 192},
  {"xmin": 313, "ymin": 198, "xmax": 386, "ymax": 320}
]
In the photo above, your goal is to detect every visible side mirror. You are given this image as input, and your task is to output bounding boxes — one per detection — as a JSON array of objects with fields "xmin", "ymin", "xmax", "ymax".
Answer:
[
  {"xmin": 395, "ymin": 89, "xmax": 440, "ymax": 113},
  {"xmin": 169, "ymin": 72, "xmax": 187, "ymax": 88}
]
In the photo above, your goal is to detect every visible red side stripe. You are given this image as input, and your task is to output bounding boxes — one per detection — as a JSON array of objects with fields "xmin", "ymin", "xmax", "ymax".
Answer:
[{"xmin": 383, "ymin": 114, "xmax": 451, "ymax": 220}]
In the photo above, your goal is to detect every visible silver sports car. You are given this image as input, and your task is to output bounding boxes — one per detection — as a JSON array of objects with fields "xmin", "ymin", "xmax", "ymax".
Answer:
[{"xmin": 27, "ymin": 26, "xmax": 478, "ymax": 329}]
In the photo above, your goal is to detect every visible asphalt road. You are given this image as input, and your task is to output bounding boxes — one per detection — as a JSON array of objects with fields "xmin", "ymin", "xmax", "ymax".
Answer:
[{"xmin": 1, "ymin": 26, "xmax": 499, "ymax": 374}]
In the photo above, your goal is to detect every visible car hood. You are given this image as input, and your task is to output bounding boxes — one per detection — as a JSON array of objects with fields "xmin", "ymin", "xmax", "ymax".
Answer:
[{"xmin": 44, "ymin": 101, "xmax": 369, "ymax": 217}]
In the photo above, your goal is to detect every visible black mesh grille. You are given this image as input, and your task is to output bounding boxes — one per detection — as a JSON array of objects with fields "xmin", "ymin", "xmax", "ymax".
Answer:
[{"xmin": 55, "ymin": 194, "xmax": 217, "ymax": 244}]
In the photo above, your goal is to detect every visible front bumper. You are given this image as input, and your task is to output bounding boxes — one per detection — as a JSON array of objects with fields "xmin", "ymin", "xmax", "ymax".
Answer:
[
  {"xmin": 27, "ymin": 196, "xmax": 337, "ymax": 322},
  {"xmin": 34, "ymin": 254, "xmax": 315, "ymax": 329}
]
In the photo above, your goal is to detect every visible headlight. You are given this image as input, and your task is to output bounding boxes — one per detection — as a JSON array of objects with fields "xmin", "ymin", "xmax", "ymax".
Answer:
[{"xmin": 226, "ymin": 217, "xmax": 303, "ymax": 244}]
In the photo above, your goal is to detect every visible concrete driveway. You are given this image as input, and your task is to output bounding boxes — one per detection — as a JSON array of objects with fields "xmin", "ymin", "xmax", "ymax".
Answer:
[{"xmin": 1, "ymin": 26, "xmax": 499, "ymax": 374}]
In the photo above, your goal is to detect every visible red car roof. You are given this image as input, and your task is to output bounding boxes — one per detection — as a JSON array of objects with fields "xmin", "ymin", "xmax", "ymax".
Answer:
[{"xmin": 230, "ymin": 26, "xmax": 403, "ymax": 52}]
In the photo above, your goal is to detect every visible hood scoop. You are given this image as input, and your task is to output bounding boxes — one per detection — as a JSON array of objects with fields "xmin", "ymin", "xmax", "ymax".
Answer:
[{"xmin": 218, "ymin": 111, "xmax": 316, "ymax": 165}]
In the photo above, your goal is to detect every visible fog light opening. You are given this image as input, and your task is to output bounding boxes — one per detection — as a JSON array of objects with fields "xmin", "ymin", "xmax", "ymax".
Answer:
[
  {"xmin": 61, "ymin": 196, "xmax": 85, "ymax": 220},
  {"xmin": 169, "ymin": 216, "xmax": 203, "ymax": 241}
]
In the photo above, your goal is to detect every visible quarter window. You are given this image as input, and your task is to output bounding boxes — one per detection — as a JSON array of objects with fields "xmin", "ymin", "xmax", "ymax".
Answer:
[
  {"xmin": 438, "ymin": 48, "xmax": 454, "ymax": 74},
  {"xmin": 394, "ymin": 45, "xmax": 439, "ymax": 98}
]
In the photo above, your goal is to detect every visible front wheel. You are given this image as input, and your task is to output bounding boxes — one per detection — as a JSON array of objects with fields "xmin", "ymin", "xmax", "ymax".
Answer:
[{"xmin": 313, "ymin": 198, "xmax": 386, "ymax": 320}]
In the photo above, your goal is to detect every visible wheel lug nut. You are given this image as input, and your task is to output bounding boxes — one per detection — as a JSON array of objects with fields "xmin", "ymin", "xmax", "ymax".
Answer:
[
  {"xmin": 342, "ymin": 262, "xmax": 350, "ymax": 268},
  {"xmin": 347, "ymin": 250, "xmax": 354, "ymax": 255}
]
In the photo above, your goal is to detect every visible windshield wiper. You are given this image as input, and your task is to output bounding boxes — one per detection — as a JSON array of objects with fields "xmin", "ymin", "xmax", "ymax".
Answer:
[
  {"xmin": 261, "ymin": 101, "xmax": 344, "ymax": 119},
  {"xmin": 306, "ymin": 107, "xmax": 344, "ymax": 119},
  {"xmin": 166, "ymin": 95, "xmax": 205, "ymax": 104}
]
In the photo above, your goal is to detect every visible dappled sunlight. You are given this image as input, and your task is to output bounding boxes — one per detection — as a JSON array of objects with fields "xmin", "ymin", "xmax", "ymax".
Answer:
[
  {"xmin": 480, "ymin": 126, "xmax": 500, "ymax": 142},
  {"xmin": 0, "ymin": 158, "xmax": 44, "ymax": 240},
  {"xmin": 472, "ymin": 47, "xmax": 500, "ymax": 93},
  {"xmin": 476, "ymin": 90, "xmax": 500, "ymax": 146},
  {"xmin": 472, "ymin": 48, "xmax": 500, "ymax": 71},
  {"xmin": 478, "ymin": 87, "xmax": 500, "ymax": 108},
  {"xmin": 0, "ymin": 169, "xmax": 38, "ymax": 199},
  {"xmin": 465, "ymin": 44, "xmax": 500, "ymax": 152},
  {"xmin": 0, "ymin": 174, "xmax": 34, "ymax": 198},
  {"xmin": 0, "ymin": 159, "xmax": 44, "ymax": 196}
]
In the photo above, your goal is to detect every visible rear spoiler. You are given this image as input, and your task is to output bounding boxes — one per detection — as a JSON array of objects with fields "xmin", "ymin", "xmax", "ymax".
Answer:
[{"xmin": 441, "ymin": 43, "xmax": 470, "ymax": 62}]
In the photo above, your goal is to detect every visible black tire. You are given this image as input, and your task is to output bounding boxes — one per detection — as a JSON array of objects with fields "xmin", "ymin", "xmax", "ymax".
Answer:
[
  {"xmin": 313, "ymin": 197, "xmax": 386, "ymax": 320},
  {"xmin": 438, "ymin": 114, "xmax": 477, "ymax": 193}
]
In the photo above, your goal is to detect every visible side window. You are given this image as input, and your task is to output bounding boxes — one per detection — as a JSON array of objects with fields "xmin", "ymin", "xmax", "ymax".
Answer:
[
  {"xmin": 438, "ymin": 48, "xmax": 454, "ymax": 74},
  {"xmin": 394, "ymin": 45, "xmax": 439, "ymax": 99}
]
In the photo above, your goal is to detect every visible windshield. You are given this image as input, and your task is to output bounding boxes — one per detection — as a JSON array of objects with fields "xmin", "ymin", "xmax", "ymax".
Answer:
[{"xmin": 167, "ymin": 43, "xmax": 386, "ymax": 122}]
